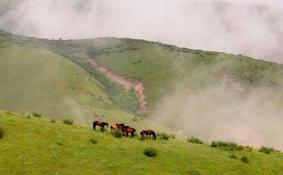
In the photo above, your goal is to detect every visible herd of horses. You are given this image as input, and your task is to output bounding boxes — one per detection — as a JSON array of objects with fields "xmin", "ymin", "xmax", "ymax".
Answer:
[{"xmin": 93, "ymin": 120, "xmax": 156, "ymax": 140}]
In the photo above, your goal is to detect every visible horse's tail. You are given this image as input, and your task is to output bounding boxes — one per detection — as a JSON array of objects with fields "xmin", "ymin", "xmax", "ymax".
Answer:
[
  {"xmin": 93, "ymin": 121, "xmax": 96, "ymax": 130},
  {"xmin": 152, "ymin": 132, "xmax": 156, "ymax": 139}
]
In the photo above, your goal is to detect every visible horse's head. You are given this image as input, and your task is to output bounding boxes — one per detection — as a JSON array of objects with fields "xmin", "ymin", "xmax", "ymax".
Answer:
[
  {"xmin": 105, "ymin": 123, "xmax": 109, "ymax": 127},
  {"xmin": 132, "ymin": 128, "xmax": 136, "ymax": 133}
]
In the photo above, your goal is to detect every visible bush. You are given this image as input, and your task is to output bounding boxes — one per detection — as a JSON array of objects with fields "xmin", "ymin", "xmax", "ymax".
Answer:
[
  {"xmin": 0, "ymin": 127, "xmax": 5, "ymax": 139},
  {"xmin": 169, "ymin": 134, "xmax": 176, "ymax": 139},
  {"xmin": 90, "ymin": 138, "xmax": 98, "ymax": 144},
  {"xmin": 188, "ymin": 137, "xmax": 203, "ymax": 144},
  {"xmin": 259, "ymin": 146, "xmax": 274, "ymax": 154},
  {"xmin": 56, "ymin": 142, "xmax": 63, "ymax": 146},
  {"xmin": 143, "ymin": 147, "xmax": 157, "ymax": 157},
  {"xmin": 50, "ymin": 119, "xmax": 56, "ymax": 123},
  {"xmin": 241, "ymin": 156, "xmax": 249, "ymax": 163},
  {"xmin": 211, "ymin": 141, "xmax": 244, "ymax": 151},
  {"xmin": 229, "ymin": 154, "xmax": 237, "ymax": 159},
  {"xmin": 187, "ymin": 170, "xmax": 201, "ymax": 175},
  {"xmin": 157, "ymin": 132, "xmax": 169, "ymax": 140},
  {"xmin": 32, "ymin": 112, "xmax": 41, "ymax": 118},
  {"xmin": 112, "ymin": 130, "xmax": 123, "ymax": 138},
  {"xmin": 63, "ymin": 119, "xmax": 73, "ymax": 125},
  {"xmin": 245, "ymin": 146, "xmax": 253, "ymax": 152}
]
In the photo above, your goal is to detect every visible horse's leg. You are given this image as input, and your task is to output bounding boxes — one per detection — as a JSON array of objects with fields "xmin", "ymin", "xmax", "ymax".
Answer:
[
  {"xmin": 93, "ymin": 123, "xmax": 96, "ymax": 130},
  {"xmin": 101, "ymin": 126, "xmax": 104, "ymax": 132}
]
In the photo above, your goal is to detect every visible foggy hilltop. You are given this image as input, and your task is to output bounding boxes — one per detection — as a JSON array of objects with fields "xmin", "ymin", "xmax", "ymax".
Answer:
[{"xmin": 0, "ymin": 0, "xmax": 283, "ymax": 63}]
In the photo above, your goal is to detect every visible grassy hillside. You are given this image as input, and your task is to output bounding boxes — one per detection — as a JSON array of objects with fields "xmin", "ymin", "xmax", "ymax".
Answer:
[
  {"xmin": 35, "ymin": 37, "xmax": 283, "ymax": 109},
  {"xmin": 0, "ymin": 29, "xmax": 173, "ymax": 134},
  {"xmin": 90, "ymin": 39, "xmax": 283, "ymax": 108},
  {"xmin": 1, "ymin": 29, "xmax": 283, "ymax": 146},
  {"xmin": 1, "ymin": 112, "xmax": 283, "ymax": 175},
  {"xmin": 0, "ymin": 46, "xmax": 116, "ymax": 122},
  {"xmin": 37, "ymin": 37, "xmax": 283, "ymax": 150}
]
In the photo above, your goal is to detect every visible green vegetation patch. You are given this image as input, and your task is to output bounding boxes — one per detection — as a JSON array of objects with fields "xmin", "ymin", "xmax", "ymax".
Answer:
[{"xmin": 0, "ymin": 113, "xmax": 283, "ymax": 175}]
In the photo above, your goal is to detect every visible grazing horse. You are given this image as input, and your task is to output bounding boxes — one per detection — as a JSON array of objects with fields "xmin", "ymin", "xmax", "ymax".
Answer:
[
  {"xmin": 140, "ymin": 129, "xmax": 156, "ymax": 140},
  {"xmin": 110, "ymin": 124, "xmax": 118, "ymax": 132},
  {"xmin": 121, "ymin": 126, "xmax": 136, "ymax": 137},
  {"xmin": 110, "ymin": 123, "xmax": 125, "ymax": 132},
  {"xmin": 93, "ymin": 121, "xmax": 108, "ymax": 132}
]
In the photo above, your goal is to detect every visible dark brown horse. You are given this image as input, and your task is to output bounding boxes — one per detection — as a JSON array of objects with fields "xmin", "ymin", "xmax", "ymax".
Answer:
[
  {"xmin": 93, "ymin": 121, "xmax": 108, "ymax": 132},
  {"xmin": 140, "ymin": 129, "xmax": 156, "ymax": 140},
  {"xmin": 121, "ymin": 126, "xmax": 136, "ymax": 137}
]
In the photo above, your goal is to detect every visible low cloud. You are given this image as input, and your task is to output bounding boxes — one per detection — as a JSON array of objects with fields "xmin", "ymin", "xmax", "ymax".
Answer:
[{"xmin": 0, "ymin": 0, "xmax": 283, "ymax": 62}]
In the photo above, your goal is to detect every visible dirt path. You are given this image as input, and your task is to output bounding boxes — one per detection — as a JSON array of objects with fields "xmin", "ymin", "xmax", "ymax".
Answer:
[{"xmin": 90, "ymin": 59, "xmax": 147, "ymax": 112}]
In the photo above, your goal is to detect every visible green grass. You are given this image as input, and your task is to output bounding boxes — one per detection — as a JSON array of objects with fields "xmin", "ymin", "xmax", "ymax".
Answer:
[
  {"xmin": 0, "ymin": 44, "xmax": 172, "ymax": 133},
  {"xmin": 36, "ymin": 37, "xmax": 283, "ymax": 110},
  {"xmin": 0, "ymin": 112, "xmax": 283, "ymax": 175},
  {"xmin": 0, "ymin": 46, "xmax": 114, "ymax": 122},
  {"xmin": 92, "ymin": 39, "xmax": 283, "ymax": 108}
]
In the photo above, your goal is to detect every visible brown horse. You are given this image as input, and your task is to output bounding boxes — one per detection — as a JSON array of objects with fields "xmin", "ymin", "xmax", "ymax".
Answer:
[
  {"xmin": 140, "ymin": 129, "xmax": 156, "ymax": 140},
  {"xmin": 121, "ymin": 126, "xmax": 136, "ymax": 137},
  {"xmin": 93, "ymin": 121, "xmax": 108, "ymax": 132},
  {"xmin": 110, "ymin": 123, "xmax": 125, "ymax": 132}
]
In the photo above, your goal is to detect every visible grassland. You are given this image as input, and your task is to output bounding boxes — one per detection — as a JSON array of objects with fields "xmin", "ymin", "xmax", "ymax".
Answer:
[
  {"xmin": 1, "ymin": 112, "xmax": 283, "ymax": 175},
  {"xmin": 0, "ymin": 30, "xmax": 173, "ymax": 133},
  {"xmin": 33, "ymin": 37, "xmax": 283, "ymax": 111},
  {"xmin": 90, "ymin": 39, "xmax": 283, "ymax": 108},
  {"xmin": 0, "ymin": 46, "xmax": 115, "ymax": 122}
]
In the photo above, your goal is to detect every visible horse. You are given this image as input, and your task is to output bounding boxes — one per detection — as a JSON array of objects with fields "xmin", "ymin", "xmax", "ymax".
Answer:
[
  {"xmin": 140, "ymin": 129, "xmax": 156, "ymax": 140},
  {"xmin": 121, "ymin": 126, "xmax": 136, "ymax": 137},
  {"xmin": 93, "ymin": 120, "xmax": 108, "ymax": 132},
  {"xmin": 110, "ymin": 123, "xmax": 125, "ymax": 132},
  {"xmin": 110, "ymin": 124, "xmax": 118, "ymax": 132}
]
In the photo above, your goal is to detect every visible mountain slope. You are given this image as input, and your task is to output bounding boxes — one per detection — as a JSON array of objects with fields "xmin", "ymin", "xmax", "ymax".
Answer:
[
  {"xmin": 1, "ymin": 112, "xmax": 283, "ymax": 175},
  {"xmin": 0, "ymin": 29, "xmax": 173, "ymax": 133},
  {"xmin": 1, "ymin": 29, "xmax": 283, "ymax": 148},
  {"xmin": 0, "ymin": 46, "xmax": 115, "ymax": 122},
  {"xmin": 40, "ymin": 37, "xmax": 283, "ymax": 149}
]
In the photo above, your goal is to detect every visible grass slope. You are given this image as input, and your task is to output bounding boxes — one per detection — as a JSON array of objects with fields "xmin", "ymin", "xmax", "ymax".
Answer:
[
  {"xmin": 0, "ymin": 31, "xmax": 173, "ymax": 133},
  {"xmin": 0, "ymin": 112, "xmax": 283, "ymax": 175},
  {"xmin": 91, "ymin": 39, "xmax": 283, "ymax": 108},
  {"xmin": 34, "ymin": 37, "xmax": 283, "ymax": 110}
]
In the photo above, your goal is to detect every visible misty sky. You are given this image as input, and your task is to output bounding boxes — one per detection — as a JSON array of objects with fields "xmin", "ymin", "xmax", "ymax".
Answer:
[{"xmin": 0, "ymin": 0, "xmax": 283, "ymax": 62}]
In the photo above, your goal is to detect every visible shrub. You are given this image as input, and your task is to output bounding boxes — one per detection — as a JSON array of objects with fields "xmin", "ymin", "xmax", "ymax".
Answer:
[
  {"xmin": 32, "ymin": 112, "xmax": 41, "ymax": 118},
  {"xmin": 188, "ymin": 137, "xmax": 203, "ymax": 144},
  {"xmin": 56, "ymin": 142, "xmax": 63, "ymax": 146},
  {"xmin": 187, "ymin": 170, "xmax": 201, "ymax": 175},
  {"xmin": 157, "ymin": 132, "xmax": 169, "ymax": 140},
  {"xmin": 90, "ymin": 138, "xmax": 98, "ymax": 144},
  {"xmin": 241, "ymin": 156, "xmax": 249, "ymax": 163},
  {"xmin": 169, "ymin": 134, "xmax": 176, "ymax": 139},
  {"xmin": 112, "ymin": 130, "xmax": 123, "ymax": 138},
  {"xmin": 245, "ymin": 146, "xmax": 253, "ymax": 152},
  {"xmin": 259, "ymin": 146, "xmax": 274, "ymax": 154},
  {"xmin": 132, "ymin": 117, "xmax": 139, "ymax": 122},
  {"xmin": 63, "ymin": 119, "xmax": 73, "ymax": 125},
  {"xmin": 50, "ymin": 119, "xmax": 56, "ymax": 123},
  {"xmin": 0, "ymin": 127, "xmax": 5, "ymax": 139},
  {"xmin": 211, "ymin": 141, "xmax": 244, "ymax": 151},
  {"xmin": 229, "ymin": 154, "xmax": 237, "ymax": 159},
  {"xmin": 143, "ymin": 147, "xmax": 157, "ymax": 157}
]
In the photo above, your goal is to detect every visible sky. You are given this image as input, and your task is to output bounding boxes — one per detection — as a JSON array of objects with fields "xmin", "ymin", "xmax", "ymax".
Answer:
[{"xmin": 0, "ymin": 0, "xmax": 283, "ymax": 62}]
